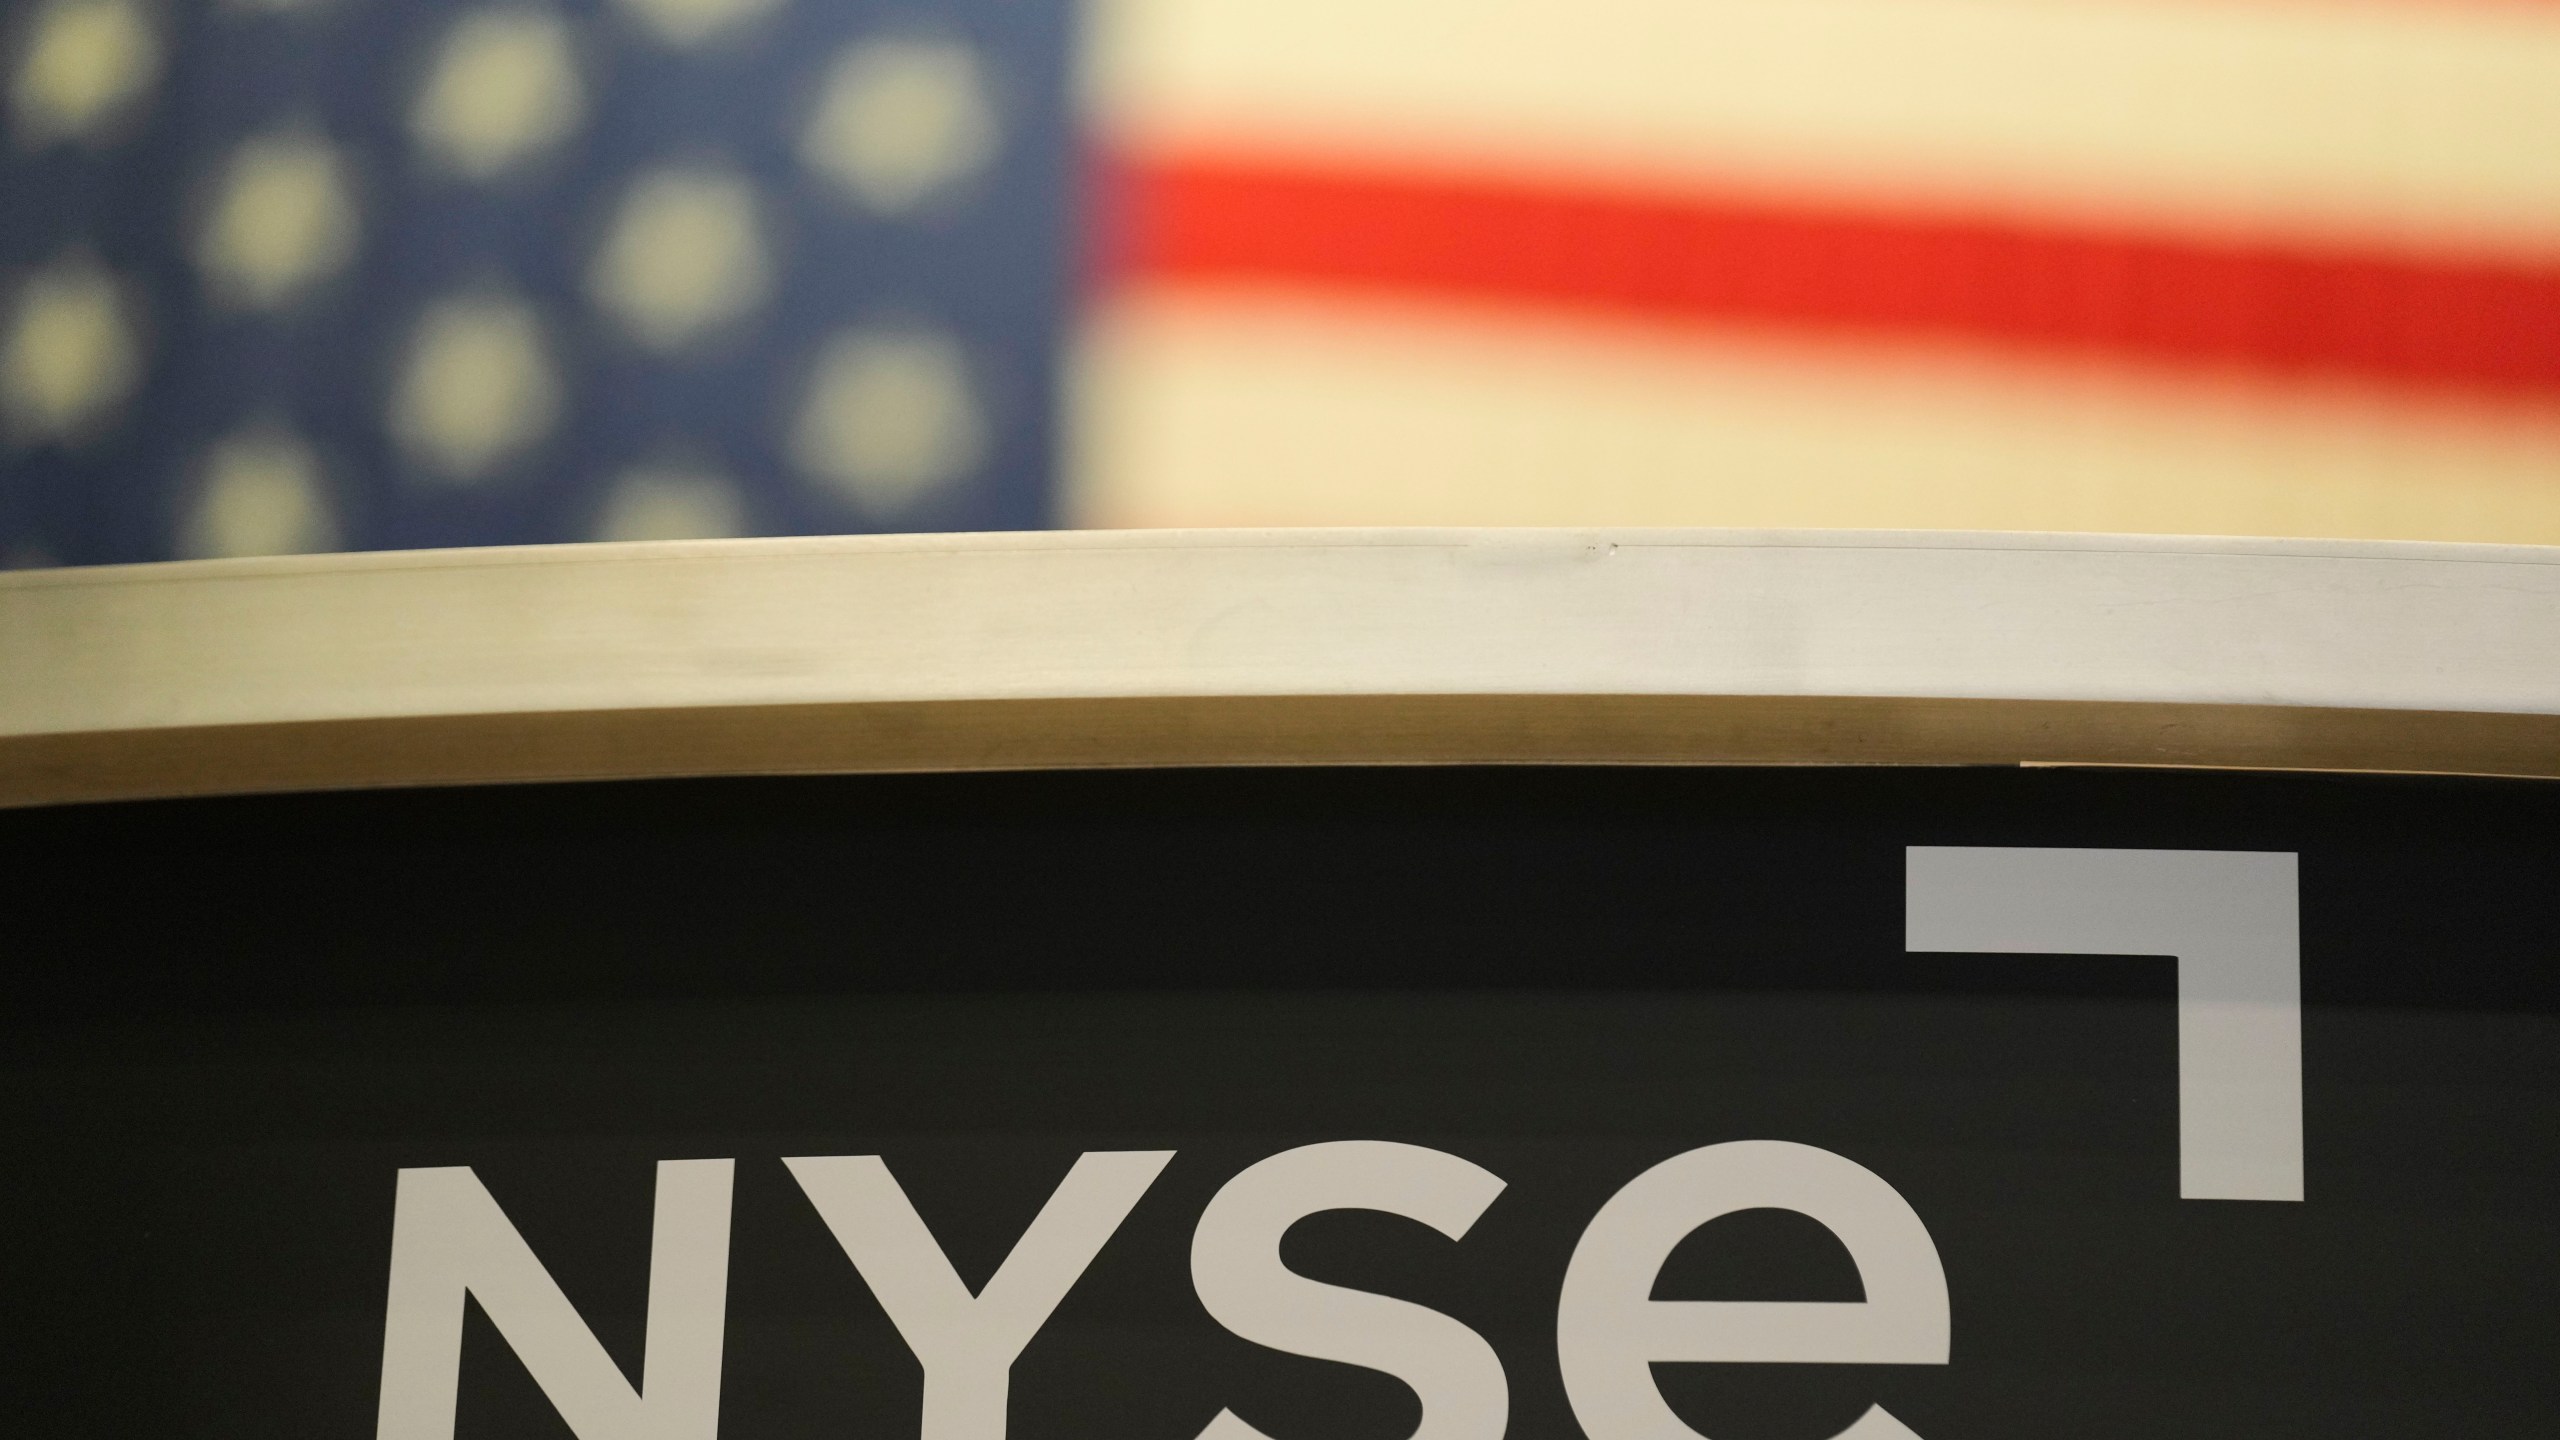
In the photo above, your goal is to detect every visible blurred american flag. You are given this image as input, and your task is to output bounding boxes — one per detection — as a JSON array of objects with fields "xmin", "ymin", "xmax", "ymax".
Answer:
[
  {"xmin": 2, "ymin": 0, "xmax": 1074, "ymax": 565},
  {"xmin": 5, "ymin": 0, "xmax": 2557, "ymax": 566}
]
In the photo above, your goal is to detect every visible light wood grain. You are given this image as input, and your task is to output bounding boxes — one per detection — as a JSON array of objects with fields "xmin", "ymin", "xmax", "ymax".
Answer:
[
  {"xmin": 5, "ymin": 695, "xmax": 2560, "ymax": 809},
  {"xmin": 6, "ymin": 530, "xmax": 2556, "ymax": 806}
]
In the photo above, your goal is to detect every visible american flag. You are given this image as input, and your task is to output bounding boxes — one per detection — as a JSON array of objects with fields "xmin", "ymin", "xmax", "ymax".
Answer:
[
  {"xmin": 1, "ymin": 0, "xmax": 1074, "ymax": 566},
  {"xmin": 6, "ymin": 0, "xmax": 2558, "ymax": 566}
]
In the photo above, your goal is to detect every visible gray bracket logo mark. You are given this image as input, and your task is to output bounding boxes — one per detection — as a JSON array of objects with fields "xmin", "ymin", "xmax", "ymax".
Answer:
[{"xmin": 1905, "ymin": 847, "xmax": 2303, "ymax": 1202}]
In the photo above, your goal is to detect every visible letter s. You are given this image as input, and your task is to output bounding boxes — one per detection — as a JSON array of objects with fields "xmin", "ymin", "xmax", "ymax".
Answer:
[{"xmin": 1191, "ymin": 1141, "xmax": 1508, "ymax": 1440}]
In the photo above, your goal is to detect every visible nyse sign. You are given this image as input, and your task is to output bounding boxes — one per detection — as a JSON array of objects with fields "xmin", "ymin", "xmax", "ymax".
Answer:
[{"xmin": 375, "ymin": 848, "xmax": 2304, "ymax": 1440}]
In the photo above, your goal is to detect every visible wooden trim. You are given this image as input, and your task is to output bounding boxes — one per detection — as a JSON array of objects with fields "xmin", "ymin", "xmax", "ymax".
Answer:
[
  {"xmin": 10, "ymin": 531, "xmax": 2560, "ymax": 805},
  {"xmin": 12, "ymin": 530, "xmax": 2560, "ymax": 741},
  {"xmin": 7, "ymin": 694, "xmax": 2556, "ymax": 808}
]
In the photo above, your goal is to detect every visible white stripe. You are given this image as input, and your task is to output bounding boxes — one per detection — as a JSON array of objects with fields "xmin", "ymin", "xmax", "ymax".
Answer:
[
  {"xmin": 1091, "ymin": 0, "xmax": 2560, "ymax": 253},
  {"xmin": 1068, "ymin": 292, "xmax": 2560, "ymax": 543}
]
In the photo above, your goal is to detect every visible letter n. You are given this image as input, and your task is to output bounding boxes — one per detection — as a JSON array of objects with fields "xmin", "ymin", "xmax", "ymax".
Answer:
[{"xmin": 375, "ymin": 1160, "xmax": 734, "ymax": 1440}]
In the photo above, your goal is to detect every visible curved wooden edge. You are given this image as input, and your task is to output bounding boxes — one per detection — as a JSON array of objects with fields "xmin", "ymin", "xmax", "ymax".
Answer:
[{"xmin": 5, "ymin": 695, "xmax": 2556, "ymax": 808}]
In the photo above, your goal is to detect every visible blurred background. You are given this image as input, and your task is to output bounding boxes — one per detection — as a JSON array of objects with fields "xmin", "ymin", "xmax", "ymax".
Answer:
[{"xmin": 3, "ymin": 0, "xmax": 2556, "ymax": 567}]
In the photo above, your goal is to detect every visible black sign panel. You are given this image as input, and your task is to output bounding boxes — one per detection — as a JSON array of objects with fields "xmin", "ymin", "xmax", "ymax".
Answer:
[{"xmin": 5, "ymin": 767, "xmax": 2555, "ymax": 1438}]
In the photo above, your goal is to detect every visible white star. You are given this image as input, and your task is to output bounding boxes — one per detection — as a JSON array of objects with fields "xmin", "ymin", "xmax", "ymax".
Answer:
[
  {"xmin": 8, "ymin": 0, "xmax": 160, "ymax": 147},
  {"xmin": 389, "ymin": 293, "xmax": 559, "ymax": 480},
  {"xmin": 800, "ymin": 37, "xmax": 999, "ymax": 214},
  {"xmin": 1, "ymin": 255, "xmax": 138, "ymax": 443},
  {"xmin": 611, "ymin": 0, "xmax": 779, "ymax": 49},
  {"xmin": 587, "ymin": 165, "xmax": 770, "ymax": 352},
  {"xmin": 196, "ymin": 129, "xmax": 360, "ymax": 310},
  {"xmin": 411, "ymin": 10, "xmax": 584, "ymax": 180},
  {"xmin": 181, "ymin": 424, "xmax": 339, "ymax": 558},
  {"xmin": 791, "ymin": 326, "xmax": 984, "ymax": 514},
  {"xmin": 593, "ymin": 460, "xmax": 746, "ymax": 541}
]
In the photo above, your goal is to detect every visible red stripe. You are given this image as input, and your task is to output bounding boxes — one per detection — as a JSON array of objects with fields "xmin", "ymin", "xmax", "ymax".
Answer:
[{"xmin": 1103, "ymin": 150, "xmax": 2560, "ymax": 405}]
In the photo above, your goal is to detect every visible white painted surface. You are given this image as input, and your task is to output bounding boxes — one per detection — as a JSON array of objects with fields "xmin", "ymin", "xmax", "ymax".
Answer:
[{"xmin": 3, "ymin": 529, "xmax": 2559, "ymax": 739}]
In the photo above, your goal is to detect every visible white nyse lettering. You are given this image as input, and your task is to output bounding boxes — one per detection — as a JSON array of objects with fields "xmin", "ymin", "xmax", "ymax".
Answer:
[
  {"xmin": 374, "ymin": 1159, "xmax": 735, "ymax": 1440},
  {"xmin": 1557, "ymin": 1141, "xmax": 1949, "ymax": 1440},
  {"xmin": 1191, "ymin": 1140, "xmax": 1510, "ymax": 1440},
  {"xmin": 1905, "ymin": 846, "xmax": 2304, "ymax": 1201},
  {"xmin": 783, "ymin": 1150, "xmax": 1173, "ymax": 1440}
]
